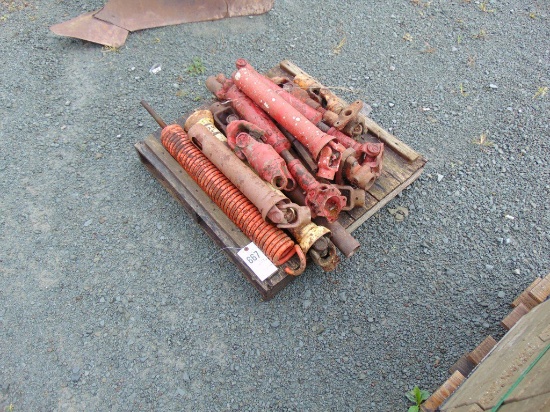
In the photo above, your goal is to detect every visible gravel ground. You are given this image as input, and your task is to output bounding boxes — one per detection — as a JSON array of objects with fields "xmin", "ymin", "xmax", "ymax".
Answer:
[{"xmin": 1, "ymin": 0, "xmax": 549, "ymax": 411}]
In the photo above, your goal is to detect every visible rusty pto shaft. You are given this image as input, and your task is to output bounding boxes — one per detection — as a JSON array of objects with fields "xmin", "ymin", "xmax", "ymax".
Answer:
[
  {"xmin": 204, "ymin": 104, "xmax": 342, "ymax": 270},
  {"xmin": 206, "ymin": 76, "xmax": 347, "ymax": 222},
  {"xmin": 140, "ymin": 101, "xmax": 305, "ymax": 275},
  {"xmin": 225, "ymin": 120, "xmax": 296, "ymax": 192},
  {"xmin": 280, "ymin": 60, "xmax": 418, "ymax": 163},
  {"xmin": 267, "ymin": 78, "xmax": 384, "ymax": 167},
  {"xmin": 280, "ymin": 60, "xmax": 366, "ymax": 137},
  {"xmin": 254, "ymin": 74, "xmax": 384, "ymax": 189},
  {"xmin": 184, "ymin": 118, "xmax": 310, "ymax": 230},
  {"xmin": 232, "ymin": 59, "xmax": 344, "ymax": 180}
]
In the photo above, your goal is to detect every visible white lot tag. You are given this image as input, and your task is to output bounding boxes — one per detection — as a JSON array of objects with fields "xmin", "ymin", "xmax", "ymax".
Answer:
[{"xmin": 237, "ymin": 242, "xmax": 277, "ymax": 281}]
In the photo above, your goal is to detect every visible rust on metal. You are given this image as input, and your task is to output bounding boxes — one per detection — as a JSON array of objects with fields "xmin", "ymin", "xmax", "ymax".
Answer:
[
  {"xmin": 188, "ymin": 123, "xmax": 310, "ymax": 230},
  {"xmin": 286, "ymin": 220, "xmax": 340, "ymax": 272},
  {"xmin": 284, "ymin": 157, "xmax": 346, "ymax": 223},
  {"xmin": 308, "ymin": 238, "xmax": 339, "ymax": 272},
  {"xmin": 314, "ymin": 217, "xmax": 360, "ymax": 258},
  {"xmin": 288, "ymin": 222, "xmax": 330, "ymax": 255},
  {"xmin": 95, "ymin": 0, "xmax": 274, "ymax": 32},
  {"xmin": 207, "ymin": 78, "xmax": 346, "ymax": 222},
  {"xmin": 334, "ymin": 185, "xmax": 366, "ymax": 211},
  {"xmin": 226, "ymin": 120, "xmax": 296, "ymax": 191},
  {"xmin": 51, "ymin": 0, "xmax": 274, "ymax": 47},
  {"xmin": 254, "ymin": 74, "xmax": 384, "ymax": 189},
  {"xmin": 95, "ymin": 0, "xmax": 226, "ymax": 32},
  {"xmin": 183, "ymin": 110, "xmax": 227, "ymax": 142},
  {"xmin": 140, "ymin": 101, "xmax": 301, "ymax": 272},
  {"xmin": 50, "ymin": 11, "xmax": 128, "ymax": 48},
  {"xmin": 232, "ymin": 59, "xmax": 343, "ymax": 180},
  {"xmin": 333, "ymin": 100, "xmax": 363, "ymax": 131},
  {"xmin": 207, "ymin": 74, "xmax": 292, "ymax": 155}
]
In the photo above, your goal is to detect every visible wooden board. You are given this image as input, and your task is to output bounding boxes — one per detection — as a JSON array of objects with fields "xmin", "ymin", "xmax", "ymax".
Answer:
[
  {"xmin": 440, "ymin": 300, "xmax": 550, "ymax": 411},
  {"xmin": 497, "ymin": 391, "xmax": 550, "ymax": 412},
  {"xmin": 135, "ymin": 62, "xmax": 426, "ymax": 299}
]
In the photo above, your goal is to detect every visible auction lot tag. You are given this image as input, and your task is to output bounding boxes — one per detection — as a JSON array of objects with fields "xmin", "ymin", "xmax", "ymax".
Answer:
[{"xmin": 238, "ymin": 242, "xmax": 277, "ymax": 281}]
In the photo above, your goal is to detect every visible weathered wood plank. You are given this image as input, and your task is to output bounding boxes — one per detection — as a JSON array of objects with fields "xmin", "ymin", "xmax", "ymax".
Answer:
[
  {"xmin": 449, "ymin": 353, "xmax": 476, "ymax": 378},
  {"xmin": 529, "ymin": 273, "xmax": 550, "ymax": 304},
  {"xmin": 421, "ymin": 371, "xmax": 465, "ymax": 412},
  {"xmin": 367, "ymin": 170, "xmax": 403, "ymax": 201},
  {"xmin": 512, "ymin": 277, "xmax": 542, "ymax": 308},
  {"xmin": 497, "ymin": 391, "xmax": 550, "ymax": 412},
  {"xmin": 501, "ymin": 303, "xmax": 530, "ymax": 330},
  {"xmin": 441, "ymin": 301, "xmax": 550, "ymax": 411},
  {"xmin": 362, "ymin": 116, "xmax": 420, "ymax": 162},
  {"xmin": 443, "ymin": 404, "xmax": 483, "ymax": 412},
  {"xmin": 347, "ymin": 165, "xmax": 425, "ymax": 233},
  {"xmin": 467, "ymin": 336, "xmax": 497, "ymax": 366},
  {"xmin": 336, "ymin": 211, "xmax": 355, "ymax": 229},
  {"xmin": 504, "ymin": 345, "xmax": 550, "ymax": 404}
]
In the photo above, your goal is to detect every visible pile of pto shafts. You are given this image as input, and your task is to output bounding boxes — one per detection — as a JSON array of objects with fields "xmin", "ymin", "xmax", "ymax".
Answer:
[{"xmin": 142, "ymin": 59, "xmax": 385, "ymax": 276}]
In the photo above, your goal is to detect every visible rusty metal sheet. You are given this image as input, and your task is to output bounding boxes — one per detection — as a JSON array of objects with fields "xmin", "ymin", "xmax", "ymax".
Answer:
[
  {"xmin": 94, "ymin": 0, "xmax": 274, "ymax": 32},
  {"xmin": 50, "ymin": 11, "xmax": 128, "ymax": 48}
]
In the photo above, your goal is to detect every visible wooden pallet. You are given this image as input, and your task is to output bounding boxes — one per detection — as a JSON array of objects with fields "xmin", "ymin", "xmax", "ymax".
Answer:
[{"xmin": 135, "ymin": 62, "xmax": 427, "ymax": 300}]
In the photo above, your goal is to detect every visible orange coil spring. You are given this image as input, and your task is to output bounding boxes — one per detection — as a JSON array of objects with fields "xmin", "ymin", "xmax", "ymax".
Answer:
[{"xmin": 161, "ymin": 124, "xmax": 297, "ymax": 267}]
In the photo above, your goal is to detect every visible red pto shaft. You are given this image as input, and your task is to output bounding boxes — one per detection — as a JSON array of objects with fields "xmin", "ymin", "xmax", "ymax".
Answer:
[
  {"xmin": 225, "ymin": 120, "xmax": 296, "ymax": 191},
  {"xmin": 232, "ymin": 59, "xmax": 343, "ymax": 180},
  {"xmin": 281, "ymin": 151, "xmax": 346, "ymax": 223},
  {"xmin": 206, "ymin": 75, "xmax": 347, "ymax": 222},
  {"xmin": 188, "ymin": 123, "xmax": 311, "ymax": 230},
  {"xmin": 255, "ymin": 75, "xmax": 384, "ymax": 189},
  {"xmin": 206, "ymin": 74, "xmax": 291, "ymax": 155}
]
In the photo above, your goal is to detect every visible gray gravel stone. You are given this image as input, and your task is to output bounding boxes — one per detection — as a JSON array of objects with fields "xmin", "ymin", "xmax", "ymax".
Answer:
[{"xmin": 1, "ymin": 1, "xmax": 548, "ymax": 411}]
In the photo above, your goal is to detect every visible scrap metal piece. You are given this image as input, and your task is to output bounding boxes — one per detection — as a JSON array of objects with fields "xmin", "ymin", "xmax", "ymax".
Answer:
[
  {"xmin": 285, "ymin": 189, "xmax": 360, "ymax": 258},
  {"xmin": 50, "ymin": 11, "xmax": 128, "ymax": 48},
  {"xmin": 51, "ymin": 0, "xmax": 274, "ymax": 47},
  {"xmin": 287, "ymin": 222, "xmax": 340, "ymax": 272},
  {"xmin": 308, "ymin": 238, "xmax": 340, "ymax": 272},
  {"xmin": 141, "ymin": 101, "xmax": 300, "ymax": 271},
  {"xmin": 94, "ymin": 0, "xmax": 275, "ymax": 32},
  {"xmin": 314, "ymin": 217, "xmax": 360, "ymax": 258},
  {"xmin": 334, "ymin": 185, "xmax": 366, "ymax": 211}
]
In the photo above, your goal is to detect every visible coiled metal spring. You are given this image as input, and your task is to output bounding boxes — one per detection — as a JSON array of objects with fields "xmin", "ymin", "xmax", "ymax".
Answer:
[{"xmin": 161, "ymin": 124, "xmax": 303, "ymax": 270}]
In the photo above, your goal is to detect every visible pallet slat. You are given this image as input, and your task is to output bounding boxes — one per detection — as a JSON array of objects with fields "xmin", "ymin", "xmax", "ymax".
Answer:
[
  {"xmin": 512, "ymin": 278, "xmax": 542, "ymax": 309},
  {"xmin": 528, "ymin": 275, "xmax": 550, "ymax": 304},
  {"xmin": 448, "ymin": 353, "xmax": 476, "ymax": 378},
  {"xmin": 467, "ymin": 336, "xmax": 497, "ymax": 366},
  {"xmin": 440, "ymin": 301, "xmax": 550, "ymax": 411},
  {"xmin": 421, "ymin": 371, "xmax": 465, "ymax": 412},
  {"xmin": 501, "ymin": 303, "xmax": 530, "ymax": 330}
]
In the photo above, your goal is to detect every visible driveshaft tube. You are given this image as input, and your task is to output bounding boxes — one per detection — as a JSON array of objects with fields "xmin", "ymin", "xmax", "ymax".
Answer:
[{"xmin": 232, "ymin": 59, "xmax": 343, "ymax": 180}]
